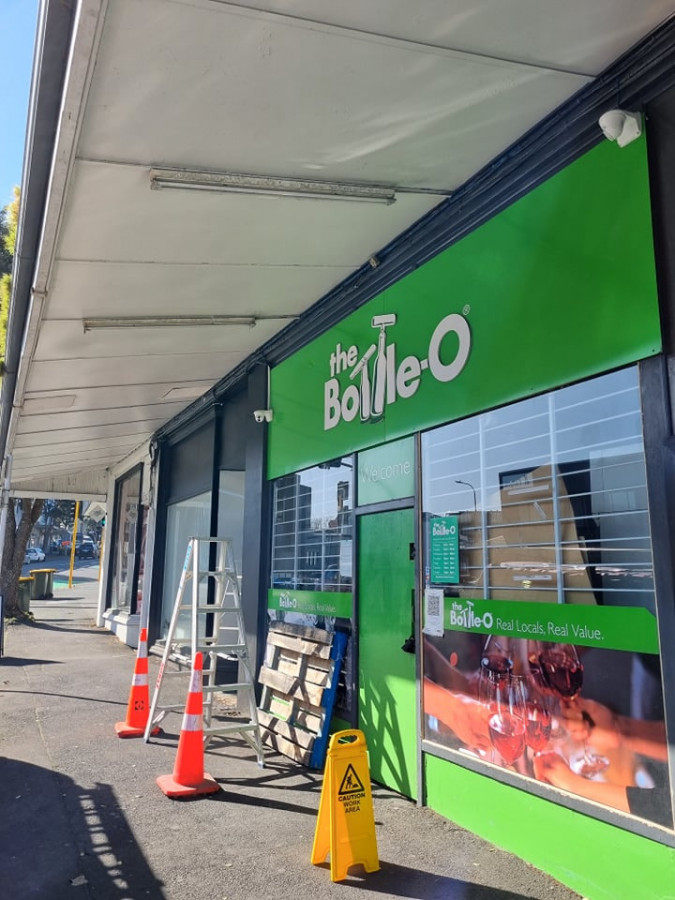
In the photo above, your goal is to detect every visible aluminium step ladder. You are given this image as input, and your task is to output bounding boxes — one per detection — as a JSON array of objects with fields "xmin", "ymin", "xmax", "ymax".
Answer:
[{"xmin": 144, "ymin": 536, "xmax": 264, "ymax": 766}]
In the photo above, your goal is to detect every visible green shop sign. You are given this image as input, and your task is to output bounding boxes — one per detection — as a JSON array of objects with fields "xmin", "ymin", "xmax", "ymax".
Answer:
[
  {"xmin": 267, "ymin": 588, "xmax": 352, "ymax": 619},
  {"xmin": 268, "ymin": 138, "xmax": 659, "ymax": 479},
  {"xmin": 443, "ymin": 598, "xmax": 659, "ymax": 654}
]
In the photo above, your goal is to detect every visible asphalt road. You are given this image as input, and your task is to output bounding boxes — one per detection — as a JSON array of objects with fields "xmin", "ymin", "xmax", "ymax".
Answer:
[{"xmin": 22, "ymin": 553, "xmax": 102, "ymax": 580}]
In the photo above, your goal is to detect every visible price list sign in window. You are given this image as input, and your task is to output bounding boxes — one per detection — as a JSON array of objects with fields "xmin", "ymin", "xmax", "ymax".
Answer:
[{"xmin": 429, "ymin": 516, "xmax": 459, "ymax": 584}]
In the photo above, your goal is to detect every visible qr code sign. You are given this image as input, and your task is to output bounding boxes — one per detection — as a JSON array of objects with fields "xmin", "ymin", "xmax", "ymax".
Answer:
[
  {"xmin": 424, "ymin": 589, "xmax": 445, "ymax": 636},
  {"xmin": 427, "ymin": 594, "xmax": 441, "ymax": 618}
]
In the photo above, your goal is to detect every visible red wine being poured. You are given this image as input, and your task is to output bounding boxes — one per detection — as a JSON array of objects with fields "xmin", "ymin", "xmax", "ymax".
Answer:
[
  {"xmin": 527, "ymin": 652, "xmax": 550, "ymax": 693},
  {"xmin": 480, "ymin": 653, "xmax": 513, "ymax": 684},
  {"xmin": 539, "ymin": 649, "xmax": 583, "ymax": 699}
]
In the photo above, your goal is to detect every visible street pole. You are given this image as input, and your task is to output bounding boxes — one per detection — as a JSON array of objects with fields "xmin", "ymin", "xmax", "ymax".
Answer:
[
  {"xmin": 68, "ymin": 500, "xmax": 80, "ymax": 589},
  {"xmin": 455, "ymin": 479, "xmax": 477, "ymax": 511}
]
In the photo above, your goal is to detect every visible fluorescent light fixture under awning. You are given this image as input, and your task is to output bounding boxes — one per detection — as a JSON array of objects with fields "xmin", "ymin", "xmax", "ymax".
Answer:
[
  {"xmin": 149, "ymin": 167, "xmax": 398, "ymax": 204},
  {"xmin": 82, "ymin": 315, "xmax": 275, "ymax": 332}
]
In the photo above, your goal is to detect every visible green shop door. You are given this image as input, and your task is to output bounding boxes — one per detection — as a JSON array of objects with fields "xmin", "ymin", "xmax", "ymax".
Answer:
[{"xmin": 358, "ymin": 508, "xmax": 417, "ymax": 800}]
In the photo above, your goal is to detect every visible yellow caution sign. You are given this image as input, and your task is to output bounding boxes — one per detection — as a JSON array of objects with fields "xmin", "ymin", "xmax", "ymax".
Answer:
[{"xmin": 311, "ymin": 729, "xmax": 380, "ymax": 882}]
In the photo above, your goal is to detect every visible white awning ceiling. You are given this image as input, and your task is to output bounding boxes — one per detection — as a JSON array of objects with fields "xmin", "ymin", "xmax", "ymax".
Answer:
[{"xmin": 7, "ymin": 0, "xmax": 675, "ymax": 496}]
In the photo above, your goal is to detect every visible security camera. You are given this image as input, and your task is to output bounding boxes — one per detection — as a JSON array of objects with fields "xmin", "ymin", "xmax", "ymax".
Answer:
[
  {"xmin": 253, "ymin": 409, "xmax": 273, "ymax": 423},
  {"xmin": 598, "ymin": 110, "xmax": 642, "ymax": 148}
]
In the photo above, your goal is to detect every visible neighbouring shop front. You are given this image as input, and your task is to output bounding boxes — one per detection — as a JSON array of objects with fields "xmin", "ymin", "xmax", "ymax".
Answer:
[
  {"xmin": 147, "ymin": 370, "xmax": 269, "ymax": 668},
  {"xmin": 107, "ymin": 465, "xmax": 146, "ymax": 615},
  {"xmin": 264, "ymin": 133, "xmax": 675, "ymax": 899},
  {"xmin": 101, "ymin": 457, "xmax": 151, "ymax": 646}
]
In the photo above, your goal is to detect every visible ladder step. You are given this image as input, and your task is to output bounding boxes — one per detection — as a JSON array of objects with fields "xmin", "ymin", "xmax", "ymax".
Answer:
[
  {"xmin": 154, "ymin": 703, "xmax": 185, "ymax": 712},
  {"xmin": 197, "ymin": 569, "xmax": 237, "ymax": 577},
  {"xmin": 203, "ymin": 722, "xmax": 259, "ymax": 735},
  {"xmin": 202, "ymin": 682, "xmax": 252, "ymax": 693},
  {"xmin": 196, "ymin": 605, "xmax": 240, "ymax": 613},
  {"xmin": 198, "ymin": 643, "xmax": 247, "ymax": 654}
]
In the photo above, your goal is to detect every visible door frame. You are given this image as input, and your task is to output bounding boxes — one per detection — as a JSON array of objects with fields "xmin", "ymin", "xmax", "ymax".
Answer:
[{"xmin": 353, "ymin": 432, "xmax": 423, "ymax": 805}]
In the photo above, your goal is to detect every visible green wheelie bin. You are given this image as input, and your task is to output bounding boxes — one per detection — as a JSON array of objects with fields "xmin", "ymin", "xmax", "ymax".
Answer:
[
  {"xmin": 18, "ymin": 576, "xmax": 34, "ymax": 612},
  {"xmin": 30, "ymin": 568, "xmax": 56, "ymax": 600}
]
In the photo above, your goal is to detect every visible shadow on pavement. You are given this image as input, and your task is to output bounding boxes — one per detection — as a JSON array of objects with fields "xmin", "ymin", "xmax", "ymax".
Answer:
[
  {"xmin": 207, "ymin": 753, "xmax": 321, "ymax": 793},
  {"xmin": 34, "ymin": 601, "xmax": 97, "ymax": 607},
  {"xmin": 15, "ymin": 621, "xmax": 100, "ymax": 634},
  {"xmin": 2, "ymin": 689, "xmax": 126, "ymax": 707},
  {"xmin": 0, "ymin": 656, "xmax": 61, "ymax": 667},
  {"xmin": 210, "ymin": 783, "xmax": 319, "ymax": 817},
  {"xmin": 337, "ymin": 861, "xmax": 540, "ymax": 900},
  {"xmin": 0, "ymin": 757, "xmax": 166, "ymax": 899}
]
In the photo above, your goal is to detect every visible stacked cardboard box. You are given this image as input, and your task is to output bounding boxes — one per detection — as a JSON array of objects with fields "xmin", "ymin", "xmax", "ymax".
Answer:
[{"xmin": 458, "ymin": 464, "xmax": 596, "ymax": 605}]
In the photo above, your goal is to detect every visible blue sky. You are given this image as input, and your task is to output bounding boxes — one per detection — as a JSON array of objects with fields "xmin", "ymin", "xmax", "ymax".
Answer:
[{"xmin": 1, "ymin": 0, "xmax": 38, "ymax": 208}]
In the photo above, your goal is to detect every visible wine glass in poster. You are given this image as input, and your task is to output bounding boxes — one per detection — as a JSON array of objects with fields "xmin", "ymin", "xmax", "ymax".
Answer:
[{"xmin": 422, "ymin": 632, "xmax": 672, "ymax": 829}]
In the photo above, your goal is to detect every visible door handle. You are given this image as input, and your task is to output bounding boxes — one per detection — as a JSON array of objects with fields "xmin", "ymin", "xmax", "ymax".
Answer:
[{"xmin": 401, "ymin": 587, "xmax": 416, "ymax": 653}]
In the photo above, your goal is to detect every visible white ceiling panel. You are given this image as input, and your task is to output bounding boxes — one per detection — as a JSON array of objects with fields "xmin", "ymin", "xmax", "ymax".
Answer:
[
  {"xmin": 17, "ymin": 404, "xmax": 183, "ymax": 435},
  {"xmin": 13, "ymin": 441, "xmax": 145, "ymax": 467},
  {"xmin": 77, "ymin": 0, "xmax": 589, "ymax": 187},
  {"xmin": 10, "ymin": 468, "xmax": 109, "ymax": 497},
  {"xmin": 45, "ymin": 261, "xmax": 354, "ymax": 319},
  {"xmin": 14, "ymin": 419, "xmax": 162, "ymax": 449},
  {"xmin": 227, "ymin": 0, "xmax": 674, "ymax": 73},
  {"xmin": 14, "ymin": 432, "xmax": 144, "ymax": 458},
  {"xmin": 12, "ymin": 448, "xmax": 138, "ymax": 476},
  {"xmin": 22, "ymin": 382, "xmax": 216, "ymax": 413},
  {"xmin": 26, "ymin": 352, "xmax": 244, "ymax": 392}
]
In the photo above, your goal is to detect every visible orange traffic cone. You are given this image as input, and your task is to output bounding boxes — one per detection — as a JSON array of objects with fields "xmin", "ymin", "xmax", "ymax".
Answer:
[
  {"xmin": 115, "ymin": 628, "xmax": 161, "ymax": 739},
  {"xmin": 156, "ymin": 652, "xmax": 220, "ymax": 798}
]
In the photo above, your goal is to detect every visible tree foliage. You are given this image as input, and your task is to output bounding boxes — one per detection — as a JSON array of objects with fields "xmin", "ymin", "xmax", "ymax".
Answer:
[
  {"xmin": 40, "ymin": 499, "xmax": 76, "ymax": 551},
  {"xmin": 5, "ymin": 186, "xmax": 19, "ymax": 254},
  {"xmin": 0, "ymin": 187, "xmax": 19, "ymax": 375},
  {"xmin": 0, "ymin": 206, "xmax": 12, "ymax": 275},
  {"xmin": 41, "ymin": 498, "xmax": 76, "ymax": 528}
]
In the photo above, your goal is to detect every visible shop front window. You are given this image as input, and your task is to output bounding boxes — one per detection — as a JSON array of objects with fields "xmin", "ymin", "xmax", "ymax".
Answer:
[
  {"xmin": 135, "ymin": 506, "xmax": 148, "ymax": 621},
  {"xmin": 421, "ymin": 367, "xmax": 671, "ymax": 830},
  {"xmin": 269, "ymin": 457, "xmax": 354, "ymax": 712},
  {"xmin": 217, "ymin": 470, "xmax": 245, "ymax": 580},
  {"xmin": 109, "ymin": 467, "xmax": 143, "ymax": 613},
  {"xmin": 161, "ymin": 491, "xmax": 211, "ymax": 639},
  {"xmin": 271, "ymin": 459, "xmax": 353, "ymax": 595}
]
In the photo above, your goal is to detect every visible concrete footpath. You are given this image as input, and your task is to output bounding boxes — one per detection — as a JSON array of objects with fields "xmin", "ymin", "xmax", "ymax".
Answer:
[{"xmin": 0, "ymin": 580, "xmax": 583, "ymax": 900}]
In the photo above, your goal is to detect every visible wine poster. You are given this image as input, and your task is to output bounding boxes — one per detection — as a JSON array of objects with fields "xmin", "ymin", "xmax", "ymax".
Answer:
[{"xmin": 423, "ymin": 628, "xmax": 672, "ymax": 829}]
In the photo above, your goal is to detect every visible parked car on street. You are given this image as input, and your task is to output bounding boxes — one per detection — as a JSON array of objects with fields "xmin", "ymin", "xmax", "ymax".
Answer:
[
  {"xmin": 75, "ymin": 539, "xmax": 98, "ymax": 560},
  {"xmin": 24, "ymin": 547, "xmax": 46, "ymax": 564}
]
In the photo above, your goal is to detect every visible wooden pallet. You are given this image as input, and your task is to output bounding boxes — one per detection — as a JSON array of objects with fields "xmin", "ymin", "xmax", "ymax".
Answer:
[{"xmin": 258, "ymin": 621, "xmax": 347, "ymax": 768}]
